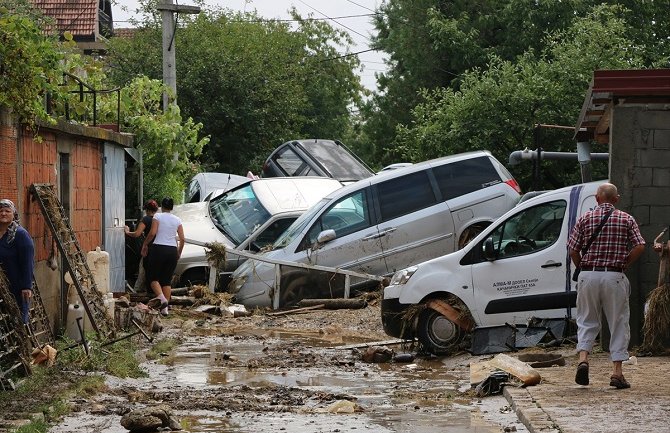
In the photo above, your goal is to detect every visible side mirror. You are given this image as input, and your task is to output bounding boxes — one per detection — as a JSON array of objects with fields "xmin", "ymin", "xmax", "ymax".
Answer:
[
  {"xmin": 314, "ymin": 229, "xmax": 336, "ymax": 249},
  {"xmin": 483, "ymin": 238, "xmax": 497, "ymax": 261}
]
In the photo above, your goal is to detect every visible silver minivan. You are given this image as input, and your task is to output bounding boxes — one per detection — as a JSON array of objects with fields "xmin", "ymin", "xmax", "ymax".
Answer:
[
  {"xmin": 229, "ymin": 151, "xmax": 522, "ymax": 307},
  {"xmin": 172, "ymin": 177, "xmax": 343, "ymax": 287}
]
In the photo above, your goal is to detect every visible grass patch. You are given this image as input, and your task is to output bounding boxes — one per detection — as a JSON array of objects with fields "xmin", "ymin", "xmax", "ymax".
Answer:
[
  {"xmin": 55, "ymin": 334, "xmax": 147, "ymax": 378},
  {"xmin": 15, "ymin": 418, "xmax": 49, "ymax": 433},
  {"xmin": 146, "ymin": 337, "xmax": 180, "ymax": 361},
  {"xmin": 0, "ymin": 334, "xmax": 147, "ymax": 427}
]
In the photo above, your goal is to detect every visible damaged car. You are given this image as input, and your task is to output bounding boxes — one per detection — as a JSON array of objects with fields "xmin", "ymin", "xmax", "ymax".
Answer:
[
  {"xmin": 381, "ymin": 180, "xmax": 604, "ymax": 355},
  {"xmin": 171, "ymin": 177, "xmax": 343, "ymax": 288},
  {"xmin": 230, "ymin": 151, "xmax": 522, "ymax": 308}
]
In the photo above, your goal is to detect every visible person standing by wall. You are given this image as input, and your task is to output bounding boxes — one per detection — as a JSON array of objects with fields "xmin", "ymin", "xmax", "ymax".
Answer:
[
  {"xmin": 141, "ymin": 197, "xmax": 184, "ymax": 316},
  {"xmin": 567, "ymin": 183, "xmax": 646, "ymax": 389},
  {"xmin": 0, "ymin": 199, "xmax": 35, "ymax": 324},
  {"xmin": 125, "ymin": 199, "xmax": 159, "ymax": 292}
]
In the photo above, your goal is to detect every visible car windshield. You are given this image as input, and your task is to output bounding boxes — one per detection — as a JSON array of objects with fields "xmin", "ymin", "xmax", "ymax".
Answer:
[
  {"xmin": 273, "ymin": 198, "xmax": 331, "ymax": 250},
  {"xmin": 208, "ymin": 184, "xmax": 271, "ymax": 245}
]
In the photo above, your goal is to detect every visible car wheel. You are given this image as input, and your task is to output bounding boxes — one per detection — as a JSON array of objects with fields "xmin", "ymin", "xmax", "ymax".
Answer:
[
  {"xmin": 280, "ymin": 275, "xmax": 309, "ymax": 308},
  {"xmin": 416, "ymin": 308, "xmax": 467, "ymax": 355},
  {"xmin": 178, "ymin": 268, "xmax": 209, "ymax": 288}
]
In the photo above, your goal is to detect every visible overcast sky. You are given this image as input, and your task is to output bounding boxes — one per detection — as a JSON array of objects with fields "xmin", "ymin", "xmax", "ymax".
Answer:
[{"xmin": 112, "ymin": 0, "xmax": 387, "ymax": 91}]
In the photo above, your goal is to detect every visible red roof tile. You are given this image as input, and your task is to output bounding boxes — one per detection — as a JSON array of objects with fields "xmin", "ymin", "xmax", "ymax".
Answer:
[
  {"xmin": 112, "ymin": 27, "xmax": 136, "ymax": 39},
  {"xmin": 30, "ymin": 0, "xmax": 98, "ymax": 38}
]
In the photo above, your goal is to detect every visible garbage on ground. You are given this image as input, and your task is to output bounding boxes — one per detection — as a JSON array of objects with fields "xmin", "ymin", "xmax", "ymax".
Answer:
[
  {"xmin": 30, "ymin": 345, "xmax": 57, "ymax": 367},
  {"xmin": 392, "ymin": 353, "xmax": 415, "ymax": 363},
  {"xmin": 470, "ymin": 353, "xmax": 542, "ymax": 391},
  {"xmin": 323, "ymin": 399, "xmax": 363, "ymax": 414},
  {"xmin": 470, "ymin": 318, "xmax": 575, "ymax": 355},
  {"xmin": 222, "ymin": 304, "xmax": 250, "ymax": 317},
  {"xmin": 120, "ymin": 404, "xmax": 181, "ymax": 432},
  {"xmin": 474, "ymin": 371, "xmax": 511, "ymax": 397},
  {"xmin": 361, "ymin": 346, "xmax": 394, "ymax": 363}
]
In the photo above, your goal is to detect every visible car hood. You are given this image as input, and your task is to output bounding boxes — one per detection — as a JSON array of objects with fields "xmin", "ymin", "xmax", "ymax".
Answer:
[{"xmin": 172, "ymin": 202, "xmax": 234, "ymax": 248}]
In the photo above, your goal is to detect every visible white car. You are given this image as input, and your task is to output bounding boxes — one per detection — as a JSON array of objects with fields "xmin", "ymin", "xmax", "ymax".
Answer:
[
  {"xmin": 381, "ymin": 181, "xmax": 604, "ymax": 354},
  {"xmin": 230, "ymin": 151, "xmax": 522, "ymax": 308},
  {"xmin": 172, "ymin": 177, "xmax": 343, "ymax": 288},
  {"xmin": 185, "ymin": 172, "xmax": 250, "ymax": 203}
]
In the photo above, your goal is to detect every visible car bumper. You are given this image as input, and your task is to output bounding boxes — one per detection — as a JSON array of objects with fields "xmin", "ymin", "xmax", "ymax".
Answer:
[{"xmin": 381, "ymin": 297, "xmax": 414, "ymax": 339}]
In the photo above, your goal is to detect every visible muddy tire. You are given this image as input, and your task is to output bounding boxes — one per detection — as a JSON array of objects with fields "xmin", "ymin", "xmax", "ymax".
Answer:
[
  {"xmin": 178, "ymin": 268, "xmax": 208, "ymax": 288},
  {"xmin": 416, "ymin": 308, "xmax": 466, "ymax": 355},
  {"xmin": 280, "ymin": 275, "xmax": 309, "ymax": 308}
]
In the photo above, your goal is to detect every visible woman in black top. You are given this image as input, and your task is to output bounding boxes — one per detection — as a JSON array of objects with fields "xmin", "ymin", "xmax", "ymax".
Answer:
[{"xmin": 125, "ymin": 199, "xmax": 158, "ymax": 292}]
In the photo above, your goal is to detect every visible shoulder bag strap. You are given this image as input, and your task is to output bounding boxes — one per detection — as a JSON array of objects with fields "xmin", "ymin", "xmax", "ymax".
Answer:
[{"xmin": 581, "ymin": 208, "xmax": 615, "ymax": 256}]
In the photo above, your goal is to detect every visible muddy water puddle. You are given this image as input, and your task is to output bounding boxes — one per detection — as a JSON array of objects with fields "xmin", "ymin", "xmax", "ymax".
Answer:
[
  {"xmin": 50, "ymin": 329, "xmax": 523, "ymax": 433},
  {"xmin": 164, "ymin": 331, "xmax": 510, "ymax": 432}
]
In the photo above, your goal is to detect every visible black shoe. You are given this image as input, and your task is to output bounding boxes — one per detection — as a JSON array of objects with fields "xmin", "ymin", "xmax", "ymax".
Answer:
[{"xmin": 575, "ymin": 361, "xmax": 589, "ymax": 386}]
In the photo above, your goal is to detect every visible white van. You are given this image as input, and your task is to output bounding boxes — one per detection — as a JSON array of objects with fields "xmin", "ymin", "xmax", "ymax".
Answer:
[
  {"xmin": 229, "ymin": 151, "xmax": 522, "ymax": 307},
  {"xmin": 172, "ymin": 177, "xmax": 343, "ymax": 287},
  {"xmin": 381, "ymin": 180, "xmax": 604, "ymax": 354}
]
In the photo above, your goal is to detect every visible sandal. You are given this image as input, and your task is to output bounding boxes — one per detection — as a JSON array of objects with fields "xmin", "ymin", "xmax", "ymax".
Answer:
[
  {"xmin": 609, "ymin": 375, "xmax": 630, "ymax": 389},
  {"xmin": 575, "ymin": 361, "xmax": 589, "ymax": 386}
]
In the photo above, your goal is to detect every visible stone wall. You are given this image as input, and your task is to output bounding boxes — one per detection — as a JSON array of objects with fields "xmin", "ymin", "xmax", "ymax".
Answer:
[{"xmin": 610, "ymin": 105, "xmax": 670, "ymax": 347}]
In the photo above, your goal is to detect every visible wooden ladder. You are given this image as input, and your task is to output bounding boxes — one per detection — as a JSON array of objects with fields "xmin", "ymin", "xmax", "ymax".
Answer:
[{"xmin": 30, "ymin": 183, "xmax": 115, "ymax": 339}]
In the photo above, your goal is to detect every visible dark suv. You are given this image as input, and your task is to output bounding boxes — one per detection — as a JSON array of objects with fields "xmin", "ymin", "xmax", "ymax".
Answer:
[{"xmin": 261, "ymin": 139, "xmax": 374, "ymax": 184}]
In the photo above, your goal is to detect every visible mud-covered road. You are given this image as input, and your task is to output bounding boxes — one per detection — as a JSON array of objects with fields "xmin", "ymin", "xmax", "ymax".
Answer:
[{"xmin": 47, "ymin": 302, "xmax": 528, "ymax": 433}]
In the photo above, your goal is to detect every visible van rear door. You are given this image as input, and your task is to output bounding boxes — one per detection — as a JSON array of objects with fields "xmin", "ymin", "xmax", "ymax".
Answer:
[
  {"xmin": 469, "ymin": 197, "xmax": 572, "ymax": 327},
  {"xmin": 373, "ymin": 170, "xmax": 456, "ymax": 274}
]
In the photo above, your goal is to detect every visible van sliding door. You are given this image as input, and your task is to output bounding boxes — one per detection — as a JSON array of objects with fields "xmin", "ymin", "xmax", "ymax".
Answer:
[{"xmin": 374, "ymin": 170, "xmax": 455, "ymax": 274}]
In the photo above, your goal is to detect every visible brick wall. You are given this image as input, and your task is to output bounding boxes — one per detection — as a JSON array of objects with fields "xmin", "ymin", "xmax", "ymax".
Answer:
[
  {"xmin": 71, "ymin": 138, "xmax": 103, "ymax": 252},
  {"xmin": 0, "ymin": 107, "xmax": 133, "ymax": 330}
]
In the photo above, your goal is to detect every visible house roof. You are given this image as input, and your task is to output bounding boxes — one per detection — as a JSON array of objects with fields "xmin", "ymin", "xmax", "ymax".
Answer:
[
  {"xmin": 30, "ymin": 0, "xmax": 100, "ymax": 39},
  {"xmin": 112, "ymin": 27, "xmax": 137, "ymax": 39},
  {"xmin": 575, "ymin": 69, "xmax": 670, "ymax": 144}
]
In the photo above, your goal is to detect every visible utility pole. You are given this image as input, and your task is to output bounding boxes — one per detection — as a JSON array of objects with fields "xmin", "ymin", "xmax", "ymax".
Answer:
[{"xmin": 157, "ymin": 0, "xmax": 200, "ymax": 111}]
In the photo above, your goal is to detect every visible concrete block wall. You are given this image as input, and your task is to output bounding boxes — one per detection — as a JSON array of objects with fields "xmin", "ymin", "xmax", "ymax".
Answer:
[{"xmin": 610, "ymin": 106, "xmax": 670, "ymax": 347}]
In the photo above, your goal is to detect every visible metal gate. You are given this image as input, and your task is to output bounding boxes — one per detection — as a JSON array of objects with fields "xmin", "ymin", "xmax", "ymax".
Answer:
[{"xmin": 104, "ymin": 144, "xmax": 126, "ymax": 293}]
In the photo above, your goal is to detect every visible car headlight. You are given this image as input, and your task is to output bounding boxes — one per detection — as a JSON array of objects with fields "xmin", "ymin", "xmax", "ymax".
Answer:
[{"xmin": 389, "ymin": 266, "xmax": 418, "ymax": 286}]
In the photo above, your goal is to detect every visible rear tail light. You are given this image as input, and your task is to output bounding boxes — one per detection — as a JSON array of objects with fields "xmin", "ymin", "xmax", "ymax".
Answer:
[{"xmin": 505, "ymin": 178, "xmax": 522, "ymax": 195}]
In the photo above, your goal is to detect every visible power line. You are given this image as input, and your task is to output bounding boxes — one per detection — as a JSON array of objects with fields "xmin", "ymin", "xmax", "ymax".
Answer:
[
  {"xmin": 316, "ymin": 48, "xmax": 377, "ymax": 63},
  {"xmin": 113, "ymin": 13, "xmax": 378, "ymax": 25},
  {"xmin": 344, "ymin": 0, "xmax": 377, "ymax": 13},
  {"xmin": 296, "ymin": 0, "xmax": 370, "ymax": 41}
]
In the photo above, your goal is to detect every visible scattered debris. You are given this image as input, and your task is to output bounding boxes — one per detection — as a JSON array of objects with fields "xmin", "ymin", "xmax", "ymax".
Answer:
[
  {"xmin": 475, "ymin": 371, "xmax": 511, "ymax": 397},
  {"xmin": 297, "ymin": 298, "xmax": 367, "ymax": 309},
  {"xmin": 361, "ymin": 346, "xmax": 394, "ymax": 363},
  {"xmin": 266, "ymin": 304, "xmax": 325, "ymax": 316},
  {"xmin": 120, "ymin": 404, "xmax": 181, "ymax": 432},
  {"xmin": 470, "ymin": 353, "xmax": 541, "ymax": 388},
  {"xmin": 30, "ymin": 345, "xmax": 57, "ymax": 367},
  {"xmin": 642, "ymin": 228, "xmax": 670, "ymax": 354}
]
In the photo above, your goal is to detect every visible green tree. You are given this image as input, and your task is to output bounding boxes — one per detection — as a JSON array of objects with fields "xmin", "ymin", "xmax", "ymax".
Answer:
[
  {"xmin": 121, "ymin": 76, "xmax": 208, "ymax": 201},
  {"xmin": 0, "ymin": 1, "xmax": 66, "ymax": 127},
  {"xmin": 362, "ymin": 0, "xmax": 670, "ymax": 168},
  {"xmin": 106, "ymin": 7, "xmax": 363, "ymax": 174},
  {"xmin": 393, "ymin": 5, "xmax": 647, "ymax": 189}
]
